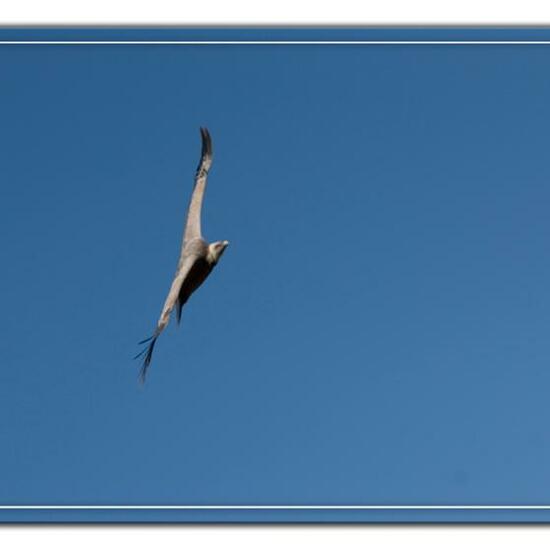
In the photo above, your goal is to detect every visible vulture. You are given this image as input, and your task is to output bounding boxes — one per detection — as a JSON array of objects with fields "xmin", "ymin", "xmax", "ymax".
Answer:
[{"xmin": 135, "ymin": 128, "xmax": 229, "ymax": 382}]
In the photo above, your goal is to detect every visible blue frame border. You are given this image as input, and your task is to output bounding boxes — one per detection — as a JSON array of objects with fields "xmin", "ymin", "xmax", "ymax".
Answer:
[{"xmin": 2, "ymin": 26, "xmax": 550, "ymax": 42}]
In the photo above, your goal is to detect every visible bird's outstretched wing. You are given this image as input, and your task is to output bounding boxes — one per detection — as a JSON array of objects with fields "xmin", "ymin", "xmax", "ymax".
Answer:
[
  {"xmin": 183, "ymin": 127, "xmax": 213, "ymax": 243},
  {"xmin": 135, "ymin": 254, "xmax": 199, "ymax": 383}
]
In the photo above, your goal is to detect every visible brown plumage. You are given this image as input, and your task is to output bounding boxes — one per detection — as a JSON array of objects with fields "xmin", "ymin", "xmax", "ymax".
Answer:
[{"xmin": 135, "ymin": 128, "xmax": 229, "ymax": 382}]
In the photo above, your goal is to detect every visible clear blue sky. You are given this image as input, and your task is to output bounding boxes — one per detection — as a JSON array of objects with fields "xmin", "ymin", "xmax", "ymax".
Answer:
[{"xmin": 1, "ymin": 28, "xmax": 550, "ymax": 522}]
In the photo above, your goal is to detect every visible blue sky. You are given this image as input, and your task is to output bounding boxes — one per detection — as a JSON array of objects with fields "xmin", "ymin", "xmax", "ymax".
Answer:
[{"xmin": 1, "ymin": 28, "xmax": 550, "ymax": 521}]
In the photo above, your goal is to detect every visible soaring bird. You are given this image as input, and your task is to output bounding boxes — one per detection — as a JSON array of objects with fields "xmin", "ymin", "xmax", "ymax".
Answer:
[{"xmin": 135, "ymin": 127, "xmax": 229, "ymax": 382}]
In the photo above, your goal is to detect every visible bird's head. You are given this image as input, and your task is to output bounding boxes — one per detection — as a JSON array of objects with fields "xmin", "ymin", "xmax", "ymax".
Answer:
[{"xmin": 207, "ymin": 240, "xmax": 229, "ymax": 264}]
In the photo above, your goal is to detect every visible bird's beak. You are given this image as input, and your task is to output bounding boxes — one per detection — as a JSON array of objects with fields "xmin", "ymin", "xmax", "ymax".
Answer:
[{"xmin": 223, "ymin": 240, "xmax": 230, "ymax": 247}]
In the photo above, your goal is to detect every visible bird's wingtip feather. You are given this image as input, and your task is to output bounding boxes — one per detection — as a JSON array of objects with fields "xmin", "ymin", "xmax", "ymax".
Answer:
[
  {"xmin": 199, "ymin": 127, "xmax": 212, "ymax": 158},
  {"xmin": 134, "ymin": 335, "xmax": 158, "ymax": 383}
]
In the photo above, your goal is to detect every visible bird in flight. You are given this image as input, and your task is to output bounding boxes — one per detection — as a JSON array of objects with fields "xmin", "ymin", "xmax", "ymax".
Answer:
[{"xmin": 135, "ymin": 127, "xmax": 229, "ymax": 382}]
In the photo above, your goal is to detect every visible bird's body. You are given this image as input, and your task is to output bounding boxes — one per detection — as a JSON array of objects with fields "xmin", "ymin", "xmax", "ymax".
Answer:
[
  {"xmin": 175, "ymin": 240, "xmax": 212, "ymax": 321},
  {"xmin": 135, "ymin": 128, "xmax": 229, "ymax": 382}
]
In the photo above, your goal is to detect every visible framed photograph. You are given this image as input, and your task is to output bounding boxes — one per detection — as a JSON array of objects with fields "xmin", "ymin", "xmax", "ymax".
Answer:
[{"xmin": 2, "ymin": 27, "xmax": 550, "ymax": 523}]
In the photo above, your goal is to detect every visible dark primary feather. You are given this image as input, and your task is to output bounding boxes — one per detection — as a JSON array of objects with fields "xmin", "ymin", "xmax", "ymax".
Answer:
[
  {"xmin": 198, "ymin": 127, "xmax": 212, "ymax": 169},
  {"xmin": 134, "ymin": 335, "xmax": 158, "ymax": 384}
]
